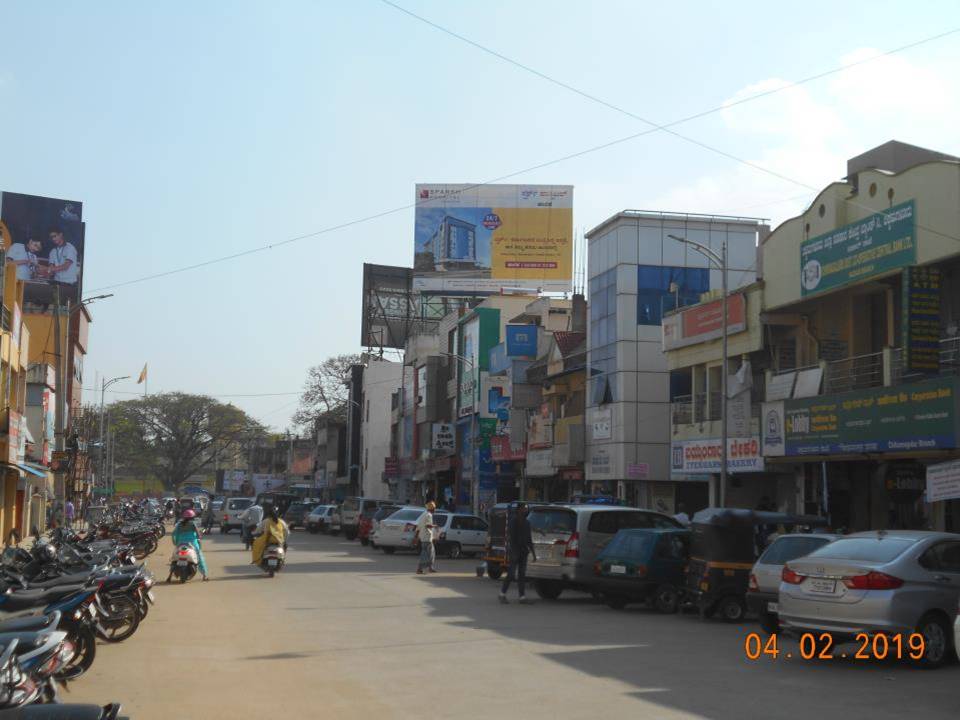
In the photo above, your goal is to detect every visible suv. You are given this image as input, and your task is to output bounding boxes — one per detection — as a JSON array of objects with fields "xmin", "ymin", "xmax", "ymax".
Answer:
[
  {"xmin": 220, "ymin": 497, "xmax": 255, "ymax": 533},
  {"xmin": 435, "ymin": 513, "xmax": 489, "ymax": 558},
  {"xmin": 526, "ymin": 505, "xmax": 682, "ymax": 600},
  {"xmin": 284, "ymin": 501, "xmax": 319, "ymax": 530},
  {"xmin": 339, "ymin": 497, "xmax": 380, "ymax": 540}
]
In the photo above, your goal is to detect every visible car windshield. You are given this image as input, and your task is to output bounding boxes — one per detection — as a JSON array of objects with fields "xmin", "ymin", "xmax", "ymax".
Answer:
[
  {"xmin": 759, "ymin": 536, "xmax": 832, "ymax": 565},
  {"xmin": 529, "ymin": 509, "xmax": 576, "ymax": 534},
  {"xmin": 602, "ymin": 531, "xmax": 655, "ymax": 558},
  {"xmin": 806, "ymin": 537, "xmax": 915, "ymax": 563},
  {"xmin": 390, "ymin": 509, "xmax": 424, "ymax": 522}
]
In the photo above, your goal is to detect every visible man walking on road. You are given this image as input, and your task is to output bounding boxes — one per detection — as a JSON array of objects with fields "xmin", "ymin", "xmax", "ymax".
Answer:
[
  {"xmin": 416, "ymin": 501, "xmax": 437, "ymax": 575},
  {"xmin": 64, "ymin": 499, "xmax": 75, "ymax": 529},
  {"xmin": 499, "ymin": 502, "xmax": 536, "ymax": 604}
]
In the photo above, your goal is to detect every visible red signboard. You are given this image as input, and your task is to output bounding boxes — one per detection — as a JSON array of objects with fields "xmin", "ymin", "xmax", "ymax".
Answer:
[
  {"xmin": 490, "ymin": 436, "xmax": 526, "ymax": 461},
  {"xmin": 663, "ymin": 292, "xmax": 746, "ymax": 350},
  {"xmin": 384, "ymin": 457, "xmax": 400, "ymax": 478}
]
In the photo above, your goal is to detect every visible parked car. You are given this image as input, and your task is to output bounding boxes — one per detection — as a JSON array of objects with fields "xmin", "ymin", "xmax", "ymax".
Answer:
[
  {"xmin": 434, "ymin": 513, "xmax": 489, "ymax": 558},
  {"xmin": 284, "ymin": 501, "xmax": 319, "ymax": 530},
  {"xmin": 220, "ymin": 497, "xmax": 255, "ymax": 533},
  {"xmin": 307, "ymin": 505, "xmax": 337, "ymax": 534},
  {"xmin": 747, "ymin": 532, "xmax": 839, "ymax": 633},
  {"xmin": 340, "ymin": 497, "xmax": 381, "ymax": 540},
  {"xmin": 955, "ymin": 594, "xmax": 960, "ymax": 662},
  {"xmin": 591, "ymin": 528, "xmax": 690, "ymax": 611},
  {"xmin": 367, "ymin": 504, "xmax": 401, "ymax": 547},
  {"xmin": 780, "ymin": 530, "xmax": 960, "ymax": 668},
  {"xmin": 329, "ymin": 505, "xmax": 342, "ymax": 535},
  {"xmin": 372, "ymin": 507, "xmax": 446, "ymax": 553},
  {"xmin": 525, "ymin": 505, "xmax": 682, "ymax": 599}
]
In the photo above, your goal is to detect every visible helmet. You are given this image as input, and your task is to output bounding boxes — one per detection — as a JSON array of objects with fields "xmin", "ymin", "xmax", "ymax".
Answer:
[
  {"xmin": 38, "ymin": 542, "xmax": 57, "ymax": 562},
  {"xmin": 182, "ymin": 509, "xmax": 196, "ymax": 520}
]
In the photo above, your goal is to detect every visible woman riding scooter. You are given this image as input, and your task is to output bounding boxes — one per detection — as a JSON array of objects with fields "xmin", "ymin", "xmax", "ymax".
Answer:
[
  {"xmin": 251, "ymin": 505, "xmax": 289, "ymax": 566},
  {"xmin": 168, "ymin": 509, "xmax": 209, "ymax": 582}
]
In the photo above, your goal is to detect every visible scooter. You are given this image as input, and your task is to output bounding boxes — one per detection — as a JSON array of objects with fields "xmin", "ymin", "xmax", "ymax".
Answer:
[
  {"xmin": 169, "ymin": 543, "xmax": 198, "ymax": 583},
  {"xmin": 259, "ymin": 544, "xmax": 285, "ymax": 578}
]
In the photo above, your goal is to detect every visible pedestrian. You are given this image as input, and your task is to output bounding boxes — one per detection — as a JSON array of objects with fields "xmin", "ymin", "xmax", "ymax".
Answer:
[
  {"xmin": 64, "ymin": 499, "xmax": 75, "ymax": 529},
  {"xmin": 415, "ymin": 501, "xmax": 437, "ymax": 575},
  {"xmin": 499, "ymin": 502, "xmax": 537, "ymax": 604}
]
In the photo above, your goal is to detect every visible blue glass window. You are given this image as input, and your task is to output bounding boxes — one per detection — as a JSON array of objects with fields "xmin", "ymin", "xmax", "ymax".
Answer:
[{"xmin": 637, "ymin": 265, "xmax": 709, "ymax": 326}]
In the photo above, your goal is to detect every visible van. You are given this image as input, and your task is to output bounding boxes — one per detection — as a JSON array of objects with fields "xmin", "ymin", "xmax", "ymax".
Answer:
[
  {"xmin": 339, "ymin": 497, "xmax": 380, "ymax": 540},
  {"xmin": 220, "ymin": 497, "xmax": 255, "ymax": 533},
  {"xmin": 525, "ymin": 505, "xmax": 682, "ymax": 599}
]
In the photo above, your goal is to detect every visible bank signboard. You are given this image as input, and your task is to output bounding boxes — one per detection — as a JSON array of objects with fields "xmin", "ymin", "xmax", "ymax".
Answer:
[
  {"xmin": 763, "ymin": 376, "xmax": 959, "ymax": 456},
  {"xmin": 800, "ymin": 200, "xmax": 915, "ymax": 297},
  {"xmin": 926, "ymin": 459, "xmax": 960, "ymax": 503}
]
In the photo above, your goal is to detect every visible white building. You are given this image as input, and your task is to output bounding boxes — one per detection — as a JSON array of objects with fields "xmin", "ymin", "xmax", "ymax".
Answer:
[
  {"xmin": 585, "ymin": 210, "xmax": 767, "ymax": 511},
  {"xmin": 359, "ymin": 359, "xmax": 403, "ymax": 501}
]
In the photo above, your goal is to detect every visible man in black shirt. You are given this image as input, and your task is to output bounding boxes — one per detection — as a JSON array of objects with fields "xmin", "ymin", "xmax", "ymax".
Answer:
[{"xmin": 499, "ymin": 502, "xmax": 537, "ymax": 604}]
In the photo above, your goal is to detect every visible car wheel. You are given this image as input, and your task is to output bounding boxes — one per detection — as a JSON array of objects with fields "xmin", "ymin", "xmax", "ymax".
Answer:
[
  {"xmin": 447, "ymin": 543, "xmax": 462, "ymax": 559},
  {"xmin": 717, "ymin": 595, "xmax": 745, "ymax": 623},
  {"xmin": 220, "ymin": 525, "xmax": 228, "ymax": 534},
  {"xmin": 345, "ymin": 531, "xmax": 357, "ymax": 541},
  {"xmin": 534, "ymin": 580, "xmax": 563, "ymax": 600},
  {"xmin": 654, "ymin": 584, "xmax": 680, "ymax": 614},
  {"xmin": 758, "ymin": 611, "xmax": 780, "ymax": 635},
  {"xmin": 360, "ymin": 537, "xmax": 369, "ymax": 546},
  {"xmin": 914, "ymin": 613, "xmax": 955, "ymax": 669},
  {"xmin": 383, "ymin": 546, "xmax": 396, "ymax": 555},
  {"xmin": 487, "ymin": 564, "xmax": 503, "ymax": 580},
  {"xmin": 605, "ymin": 595, "xmax": 628, "ymax": 610}
]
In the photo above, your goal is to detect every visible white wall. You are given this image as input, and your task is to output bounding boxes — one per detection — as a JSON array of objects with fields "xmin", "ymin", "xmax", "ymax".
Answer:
[{"xmin": 360, "ymin": 360, "xmax": 403, "ymax": 501}]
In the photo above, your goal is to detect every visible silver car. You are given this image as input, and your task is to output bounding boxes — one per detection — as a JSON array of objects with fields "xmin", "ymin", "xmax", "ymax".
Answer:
[
  {"xmin": 780, "ymin": 530, "xmax": 960, "ymax": 667},
  {"xmin": 525, "ymin": 505, "xmax": 682, "ymax": 600},
  {"xmin": 747, "ymin": 533, "xmax": 839, "ymax": 633}
]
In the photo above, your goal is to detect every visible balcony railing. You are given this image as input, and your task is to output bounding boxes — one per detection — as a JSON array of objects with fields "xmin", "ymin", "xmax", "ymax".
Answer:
[
  {"xmin": 823, "ymin": 351, "xmax": 884, "ymax": 394},
  {"xmin": 891, "ymin": 337, "xmax": 960, "ymax": 384},
  {"xmin": 672, "ymin": 395, "xmax": 693, "ymax": 425}
]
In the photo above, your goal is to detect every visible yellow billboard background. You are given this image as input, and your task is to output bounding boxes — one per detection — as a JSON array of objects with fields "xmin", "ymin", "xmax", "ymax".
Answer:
[{"xmin": 489, "ymin": 206, "xmax": 572, "ymax": 282}]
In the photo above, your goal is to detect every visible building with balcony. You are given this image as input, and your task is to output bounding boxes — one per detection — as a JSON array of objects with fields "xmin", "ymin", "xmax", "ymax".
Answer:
[
  {"xmin": 586, "ymin": 209, "xmax": 767, "ymax": 511},
  {"xmin": 755, "ymin": 140, "xmax": 960, "ymax": 532}
]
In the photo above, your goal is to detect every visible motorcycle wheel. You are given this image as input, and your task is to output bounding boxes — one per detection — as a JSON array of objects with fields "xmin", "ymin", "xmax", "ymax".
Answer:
[
  {"xmin": 98, "ymin": 594, "xmax": 141, "ymax": 643},
  {"xmin": 57, "ymin": 622, "xmax": 96, "ymax": 680}
]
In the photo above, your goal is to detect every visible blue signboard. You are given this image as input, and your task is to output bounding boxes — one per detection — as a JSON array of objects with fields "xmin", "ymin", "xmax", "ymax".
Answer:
[{"xmin": 506, "ymin": 324, "xmax": 538, "ymax": 357}]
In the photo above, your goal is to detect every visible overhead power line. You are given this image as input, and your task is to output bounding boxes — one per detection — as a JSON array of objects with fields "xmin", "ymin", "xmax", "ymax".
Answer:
[{"xmin": 85, "ymin": 23, "xmax": 960, "ymax": 293}]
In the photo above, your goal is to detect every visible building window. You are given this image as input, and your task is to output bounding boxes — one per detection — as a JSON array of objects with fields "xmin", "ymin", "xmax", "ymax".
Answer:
[
  {"xmin": 637, "ymin": 265, "xmax": 709, "ymax": 326},
  {"xmin": 589, "ymin": 268, "xmax": 618, "ymax": 403}
]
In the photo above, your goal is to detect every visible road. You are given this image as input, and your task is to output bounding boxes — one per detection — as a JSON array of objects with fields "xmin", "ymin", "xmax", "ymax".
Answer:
[{"xmin": 71, "ymin": 528, "xmax": 957, "ymax": 719}]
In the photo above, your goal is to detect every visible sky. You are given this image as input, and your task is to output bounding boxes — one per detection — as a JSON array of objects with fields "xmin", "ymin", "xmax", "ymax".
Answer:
[{"xmin": 2, "ymin": 0, "xmax": 960, "ymax": 431}]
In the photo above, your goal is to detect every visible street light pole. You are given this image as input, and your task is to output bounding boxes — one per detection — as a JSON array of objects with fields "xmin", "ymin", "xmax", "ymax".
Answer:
[
  {"xmin": 99, "ymin": 375, "xmax": 130, "ymax": 494},
  {"xmin": 668, "ymin": 234, "xmax": 729, "ymax": 507}
]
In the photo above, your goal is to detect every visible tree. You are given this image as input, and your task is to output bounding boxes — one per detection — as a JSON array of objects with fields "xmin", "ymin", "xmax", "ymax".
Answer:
[
  {"xmin": 108, "ymin": 392, "xmax": 266, "ymax": 491},
  {"xmin": 292, "ymin": 354, "xmax": 361, "ymax": 428}
]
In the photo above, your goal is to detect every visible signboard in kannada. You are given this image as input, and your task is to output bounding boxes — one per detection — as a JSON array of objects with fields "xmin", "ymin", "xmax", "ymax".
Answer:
[
  {"xmin": 413, "ymin": 184, "xmax": 573, "ymax": 294},
  {"xmin": 431, "ymin": 423, "xmax": 455, "ymax": 453},
  {"xmin": 662, "ymin": 293, "xmax": 746, "ymax": 351},
  {"xmin": 926, "ymin": 459, "xmax": 960, "ymax": 502},
  {"xmin": 800, "ymin": 200, "xmax": 915, "ymax": 297},
  {"xmin": 770, "ymin": 376, "xmax": 959, "ymax": 456},
  {"xmin": 670, "ymin": 436, "xmax": 764, "ymax": 474},
  {"xmin": 901, "ymin": 266, "xmax": 941, "ymax": 374}
]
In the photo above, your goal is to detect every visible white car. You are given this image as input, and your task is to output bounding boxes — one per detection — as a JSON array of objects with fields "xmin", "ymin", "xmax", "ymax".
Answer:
[
  {"xmin": 955, "ymin": 595, "xmax": 960, "ymax": 662},
  {"xmin": 220, "ymin": 497, "xmax": 255, "ymax": 533},
  {"xmin": 372, "ymin": 507, "xmax": 436, "ymax": 554},
  {"xmin": 306, "ymin": 505, "xmax": 337, "ymax": 534},
  {"xmin": 434, "ymin": 513, "xmax": 489, "ymax": 558}
]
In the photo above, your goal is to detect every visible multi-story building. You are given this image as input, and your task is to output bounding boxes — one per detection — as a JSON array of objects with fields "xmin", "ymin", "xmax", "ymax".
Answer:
[
  {"xmin": 585, "ymin": 210, "xmax": 767, "ymax": 511},
  {"xmin": 353, "ymin": 358, "xmax": 402, "ymax": 501}
]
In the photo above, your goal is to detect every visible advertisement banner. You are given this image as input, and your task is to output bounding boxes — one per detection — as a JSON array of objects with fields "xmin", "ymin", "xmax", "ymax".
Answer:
[
  {"xmin": 525, "ymin": 447, "xmax": 555, "ymax": 477},
  {"xmin": 662, "ymin": 293, "xmax": 746, "ymax": 350},
  {"xmin": 901, "ymin": 266, "xmax": 941, "ymax": 374},
  {"xmin": 481, "ymin": 374, "xmax": 510, "ymax": 420},
  {"xmin": 505, "ymin": 324, "xmax": 538, "ymax": 357},
  {"xmin": 1, "ymin": 192, "xmax": 84, "ymax": 312},
  {"xmin": 926, "ymin": 459, "xmax": 960, "ymax": 502},
  {"xmin": 431, "ymin": 423, "xmax": 455, "ymax": 453},
  {"xmin": 458, "ymin": 317, "xmax": 480, "ymax": 416},
  {"xmin": 800, "ymin": 200, "xmax": 915, "ymax": 297},
  {"xmin": 527, "ymin": 403, "xmax": 553, "ymax": 448},
  {"xmin": 588, "ymin": 446, "xmax": 612, "ymax": 478},
  {"xmin": 360, "ymin": 264, "xmax": 418, "ymax": 350},
  {"xmin": 8, "ymin": 411, "xmax": 22, "ymax": 464},
  {"xmin": 413, "ymin": 184, "xmax": 573, "ymax": 294},
  {"xmin": 770, "ymin": 376, "xmax": 959, "ymax": 456},
  {"xmin": 490, "ymin": 435, "xmax": 525, "ymax": 461},
  {"xmin": 670, "ymin": 436, "xmax": 764, "ymax": 474},
  {"xmin": 589, "ymin": 405, "xmax": 612, "ymax": 440},
  {"xmin": 761, "ymin": 402, "xmax": 786, "ymax": 457}
]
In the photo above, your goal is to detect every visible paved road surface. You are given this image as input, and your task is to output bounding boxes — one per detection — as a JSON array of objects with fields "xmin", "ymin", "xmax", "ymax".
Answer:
[{"xmin": 70, "ymin": 528, "xmax": 957, "ymax": 719}]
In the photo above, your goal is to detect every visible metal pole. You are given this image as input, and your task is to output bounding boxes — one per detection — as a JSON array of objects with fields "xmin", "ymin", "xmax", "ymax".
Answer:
[
  {"xmin": 720, "ymin": 239, "xmax": 729, "ymax": 508},
  {"xmin": 98, "ymin": 379, "xmax": 106, "ymax": 492},
  {"xmin": 53, "ymin": 287, "xmax": 65, "ymax": 510}
]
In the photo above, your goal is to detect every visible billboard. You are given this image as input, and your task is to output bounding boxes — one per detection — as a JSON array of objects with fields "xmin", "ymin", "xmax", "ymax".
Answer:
[
  {"xmin": 662, "ymin": 292, "xmax": 746, "ymax": 350},
  {"xmin": 800, "ymin": 200, "xmax": 915, "ymax": 297},
  {"xmin": 505, "ymin": 324, "xmax": 538, "ymax": 357},
  {"xmin": 360, "ymin": 264, "xmax": 418, "ymax": 350},
  {"xmin": 670, "ymin": 436, "xmax": 764, "ymax": 474},
  {"xmin": 1, "ymin": 192, "xmax": 84, "ymax": 311},
  {"xmin": 413, "ymin": 184, "xmax": 572, "ymax": 294}
]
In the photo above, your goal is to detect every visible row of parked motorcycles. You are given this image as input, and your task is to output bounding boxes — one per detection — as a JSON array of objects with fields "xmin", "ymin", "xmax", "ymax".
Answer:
[{"xmin": 0, "ymin": 504, "xmax": 166, "ymax": 718}]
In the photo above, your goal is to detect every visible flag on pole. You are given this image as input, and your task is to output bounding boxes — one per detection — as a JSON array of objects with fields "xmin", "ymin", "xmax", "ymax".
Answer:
[{"xmin": 137, "ymin": 363, "xmax": 148, "ymax": 384}]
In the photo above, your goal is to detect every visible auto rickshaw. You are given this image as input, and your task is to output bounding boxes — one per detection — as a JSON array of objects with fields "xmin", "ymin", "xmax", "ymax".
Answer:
[{"xmin": 684, "ymin": 508, "xmax": 827, "ymax": 622}]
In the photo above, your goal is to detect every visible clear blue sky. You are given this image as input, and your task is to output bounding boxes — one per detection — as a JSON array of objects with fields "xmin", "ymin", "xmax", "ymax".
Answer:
[{"xmin": 2, "ymin": 1, "xmax": 958, "ymax": 429}]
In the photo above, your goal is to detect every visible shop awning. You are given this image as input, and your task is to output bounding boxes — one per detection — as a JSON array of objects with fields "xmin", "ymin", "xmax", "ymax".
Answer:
[{"xmin": 16, "ymin": 463, "xmax": 47, "ymax": 479}]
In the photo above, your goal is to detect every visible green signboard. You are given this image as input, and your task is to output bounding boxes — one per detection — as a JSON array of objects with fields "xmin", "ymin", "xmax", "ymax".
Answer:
[
  {"xmin": 780, "ymin": 376, "xmax": 958, "ymax": 456},
  {"xmin": 800, "ymin": 200, "xmax": 915, "ymax": 297},
  {"xmin": 901, "ymin": 266, "xmax": 941, "ymax": 373}
]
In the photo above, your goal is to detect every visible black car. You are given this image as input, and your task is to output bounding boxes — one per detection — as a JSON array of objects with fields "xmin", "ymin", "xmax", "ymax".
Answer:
[{"xmin": 284, "ymin": 501, "xmax": 320, "ymax": 529}]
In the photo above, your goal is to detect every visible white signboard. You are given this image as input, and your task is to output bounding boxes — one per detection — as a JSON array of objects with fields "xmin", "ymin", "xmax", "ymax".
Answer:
[
  {"xmin": 590, "ymin": 406, "xmax": 612, "ymax": 440},
  {"xmin": 766, "ymin": 372, "xmax": 796, "ymax": 401},
  {"xmin": 726, "ymin": 391, "xmax": 751, "ymax": 438},
  {"xmin": 588, "ymin": 446, "xmax": 612, "ymax": 478},
  {"xmin": 926, "ymin": 460, "xmax": 960, "ymax": 502},
  {"xmin": 525, "ymin": 448, "xmax": 555, "ymax": 477},
  {"xmin": 432, "ymin": 423, "xmax": 455, "ymax": 453},
  {"xmin": 761, "ymin": 402, "xmax": 786, "ymax": 457},
  {"xmin": 670, "ymin": 436, "xmax": 764, "ymax": 474},
  {"xmin": 793, "ymin": 367, "xmax": 823, "ymax": 399}
]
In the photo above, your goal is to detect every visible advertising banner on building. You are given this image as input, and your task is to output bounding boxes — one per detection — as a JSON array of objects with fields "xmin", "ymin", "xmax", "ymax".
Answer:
[
  {"xmin": 490, "ymin": 435, "xmax": 525, "ymax": 461},
  {"xmin": 525, "ymin": 447, "xmax": 555, "ymax": 477},
  {"xmin": 505, "ymin": 324, "xmax": 538, "ymax": 357},
  {"xmin": 926, "ymin": 459, "xmax": 960, "ymax": 502},
  {"xmin": 662, "ymin": 292, "xmax": 747, "ymax": 350},
  {"xmin": 360, "ymin": 264, "xmax": 418, "ymax": 350},
  {"xmin": 458, "ymin": 317, "xmax": 480, "ymax": 416},
  {"xmin": 589, "ymin": 406, "xmax": 612, "ymax": 440},
  {"xmin": 481, "ymin": 374, "xmax": 510, "ymax": 420},
  {"xmin": 413, "ymin": 184, "xmax": 573, "ymax": 294},
  {"xmin": 901, "ymin": 265, "xmax": 941, "ymax": 374},
  {"xmin": 431, "ymin": 423, "xmax": 455, "ymax": 453},
  {"xmin": 1, "ymin": 192, "xmax": 84, "ymax": 312},
  {"xmin": 800, "ymin": 200, "xmax": 915, "ymax": 297},
  {"xmin": 670, "ymin": 436, "xmax": 764, "ymax": 474},
  {"xmin": 527, "ymin": 403, "xmax": 553, "ymax": 448},
  {"xmin": 763, "ymin": 376, "xmax": 959, "ymax": 456}
]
